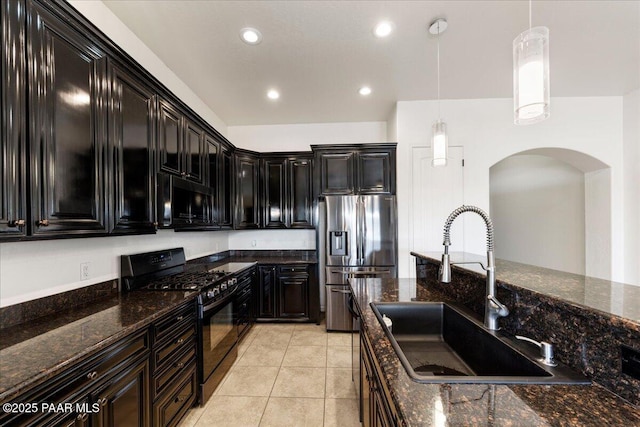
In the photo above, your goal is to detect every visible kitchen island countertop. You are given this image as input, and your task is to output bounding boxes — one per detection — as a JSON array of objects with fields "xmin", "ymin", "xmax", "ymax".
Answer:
[{"xmin": 350, "ymin": 277, "xmax": 640, "ymax": 426}]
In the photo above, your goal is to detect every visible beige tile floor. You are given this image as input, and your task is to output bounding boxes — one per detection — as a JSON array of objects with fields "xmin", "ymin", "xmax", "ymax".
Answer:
[{"xmin": 178, "ymin": 322, "xmax": 361, "ymax": 427}]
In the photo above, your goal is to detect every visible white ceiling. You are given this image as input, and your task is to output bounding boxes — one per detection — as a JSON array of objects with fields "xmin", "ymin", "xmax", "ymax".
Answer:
[{"xmin": 103, "ymin": 0, "xmax": 640, "ymax": 126}]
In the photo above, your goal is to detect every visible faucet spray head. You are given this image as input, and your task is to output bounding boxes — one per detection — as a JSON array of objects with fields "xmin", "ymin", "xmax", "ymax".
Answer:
[{"xmin": 438, "ymin": 252, "xmax": 451, "ymax": 283}]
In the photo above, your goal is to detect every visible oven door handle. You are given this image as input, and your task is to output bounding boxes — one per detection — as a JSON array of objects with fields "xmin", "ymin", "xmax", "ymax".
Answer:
[{"xmin": 202, "ymin": 287, "xmax": 238, "ymax": 313}]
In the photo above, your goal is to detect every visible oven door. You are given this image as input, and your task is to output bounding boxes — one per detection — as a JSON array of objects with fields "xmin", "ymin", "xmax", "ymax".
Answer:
[{"xmin": 199, "ymin": 294, "xmax": 238, "ymax": 404}]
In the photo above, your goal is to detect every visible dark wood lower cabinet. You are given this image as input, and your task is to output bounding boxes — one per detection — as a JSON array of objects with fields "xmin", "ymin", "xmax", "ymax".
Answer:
[
  {"xmin": 361, "ymin": 334, "xmax": 399, "ymax": 427},
  {"xmin": 256, "ymin": 264, "xmax": 316, "ymax": 321},
  {"xmin": 91, "ymin": 356, "xmax": 150, "ymax": 427}
]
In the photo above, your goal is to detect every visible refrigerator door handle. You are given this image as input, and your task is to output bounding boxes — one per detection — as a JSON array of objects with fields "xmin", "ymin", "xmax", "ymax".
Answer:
[{"xmin": 361, "ymin": 196, "xmax": 367, "ymax": 263}]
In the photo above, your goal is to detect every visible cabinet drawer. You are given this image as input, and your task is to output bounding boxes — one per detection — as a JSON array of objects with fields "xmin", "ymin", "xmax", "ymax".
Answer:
[
  {"xmin": 153, "ymin": 363, "xmax": 197, "ymax": 427},
  {"xmin": 153, "ymin": 325, "xmax": 196, "ymax": 371},
  {"xmin": 278, "ymin": 265, "xmax": 309, "ymax": 275},
  {"xmin": 153, "ymin": 303, "xmax": 196, "ymax": 344},
  {"xmin": 153, "ymin": 345, "xmax": 196, "ymax": 399}
]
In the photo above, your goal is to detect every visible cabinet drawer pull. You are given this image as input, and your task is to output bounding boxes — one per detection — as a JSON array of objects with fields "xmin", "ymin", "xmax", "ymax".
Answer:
[
  {"xmin": 13, "ymin": 219, "xmax": 26, "ymax": 227},
  {"xmin": 77, "ymin": 413, "xmax": 88, "ymax": 421},
  {"xmin": 174, "ymin": 395, "xmax": 187, "ymax": 403},
  {"xmin": 153, "ymin": 222, "xmax": 158, "ymax": 227},
  {"xmin": 86, "ymin": 371, "xmax": 98, "ymax": 380},
  {"xmin": 37, "ymin": 219, "xmax": 49, "ymax": 226},
  {"xmin": 181, "ymin": 172, "xmax": 186, "ymax": 177},
  {"xmin": 176, "ymin": 338, "xmax": 185, "ymax": 345},
  {"xmin": 176, "ymin": 315, "xmax": 184, "ymax": 321},
  {"xmin": 175, "ymin": 362, "xmax": 185, "ymax": 369},
  {"xmin": 98, "ymin": 397, "xmax": 108, "ymax": 406}
]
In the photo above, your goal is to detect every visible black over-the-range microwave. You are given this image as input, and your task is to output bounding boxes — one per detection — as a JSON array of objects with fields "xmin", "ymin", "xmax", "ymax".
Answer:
[{"xmin": 158, "ymin": 173, "xmax": 216, "ymax": 229}]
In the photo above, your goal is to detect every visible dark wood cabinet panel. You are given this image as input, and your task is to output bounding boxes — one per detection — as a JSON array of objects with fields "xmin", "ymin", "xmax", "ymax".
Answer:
[
  {"xmin": 234, "ymin": 153, "xmax": 259, "ymax": 229},
  {"xmin": 357, "ymin": 151, "xmax": 394, "ymax": 194},
  {"xmin": 158, "ymin": 99, "xmax": 182, "ymax": 176},
  {"xmin": 278, "ymin": 275, "xmax": 309, "ymax": 318},
  {"xmin": 91, "ymin": 356, "xmax": 150, "ymax": 427},
  {"xmin": 289, "ymin": 157, "xmax": 314, "ymax": 228},
  {"xmin": 183, "ymin": 119, "xmax": 204, "ymax": 184},
  {"xmin": 257, "ymin": 266, "xmax": 277, "ymax": 318},
  {"xmin": 218, "ymin": 143, "xmax": 234, "ymax": 229},
  {"xmin": 262, "ymin": 158, "xmax": 287, "ymax": 228},
  {"xmin": 28, "ymin": 0, "xmax": 108, "ymax": 236},
  {"xmin": 319, "ymin": 152, "xmax": 355, "ymax": 195},
  {"xmin": 108, "ymin": 63, "xmax": 156, "ymax": 234},
  {"xmin": 0, "ymin": 0, "xmax": 27, "ymax": 239}
]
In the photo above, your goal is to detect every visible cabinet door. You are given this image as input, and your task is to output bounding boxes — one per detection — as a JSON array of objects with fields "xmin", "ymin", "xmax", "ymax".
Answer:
[
  {"xmin": 289, "ymin": 157, "xmax": 313, "ymax": 228},
  {"xmin": 262, "ymin": 158, "xmax": 287, "ymax": 228},
  {"xmin": 28, "ymin": 0, "xmax": 108, "ymax": 236},
  {"xmin": 205, "ymin": 134, "xmax": 219, "ymax": 225},
  {"xmin": 158, "ymin": 99, "xmax": 181, "ymax": 176},
  {"xmin": 257, "ymin": 266, "xmax": 276, "ymax": 318},
  {"xmin": 217, "ymin": 144, "xmax": 234, "ymax": 228},
  {"xmin": 278, "ymin": 275, "xmax": 309, "ymax": 318},
  {"xmin": 183, "ymin": 118, "xmax": 204, "ymax": 183},
  {"xmin": 91, "ymin": 357, "xmax": 150, "ymax": 427},
  {"xmin": 109, "ymin": 63, "xmax": 156, "ymax": 233},
  {"xmin": 319, "ymin": 152, "xmax": 355, "ymax": 195},
  {"xmin": 235, "ymin": 154, "xmax": 259, "ymax": 229},
  {"xmin": 357, "ymin": 151, "xmax": 394, "ymax": 194},
  {"xmin": 0, "ymin": 0, "xmax": 27, "ymax": 239}
]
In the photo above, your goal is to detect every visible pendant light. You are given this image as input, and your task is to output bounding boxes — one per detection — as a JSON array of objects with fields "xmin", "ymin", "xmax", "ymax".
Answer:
[
  {"xmin": 430, "ymin": 18, "xmax": 448, "ymax": 167},
  {"xmin": 513, "ymin": 0, "xmax": 550, "ymax": 125}
]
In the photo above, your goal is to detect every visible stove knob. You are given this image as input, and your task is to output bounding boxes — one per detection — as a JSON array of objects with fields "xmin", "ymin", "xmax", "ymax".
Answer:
[
  {"xmin": 231, "ymin": 278, "xmax": 238, "ymax": 286},
  {"xmin": 220, "ymin": 282, "xmax": 228, "ymax": 291},
  {"xmin": 206, "ymin": 289, "xmax": 215, "ymax": 298}
]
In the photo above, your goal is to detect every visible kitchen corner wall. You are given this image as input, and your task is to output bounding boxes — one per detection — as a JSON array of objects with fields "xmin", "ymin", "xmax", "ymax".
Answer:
[{"xmin": 623, "ymin": 89, "xmax": 640, "ymax": 285}]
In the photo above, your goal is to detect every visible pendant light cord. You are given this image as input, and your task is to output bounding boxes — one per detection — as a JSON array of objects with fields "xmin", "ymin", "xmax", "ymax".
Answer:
[{"xmin": 437, "ymin": 21, "xmax": 441, "ymax": 120}]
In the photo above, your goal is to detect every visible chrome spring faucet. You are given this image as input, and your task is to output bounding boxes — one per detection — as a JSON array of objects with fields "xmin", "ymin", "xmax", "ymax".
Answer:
[{"xmin": 438, "ymin": 205, "xmax": 509, "ymax": 330}]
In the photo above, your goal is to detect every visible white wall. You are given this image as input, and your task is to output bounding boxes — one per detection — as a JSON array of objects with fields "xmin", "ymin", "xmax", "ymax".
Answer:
[
  {"xmin": 490, "ymin": 154, "xmax": 586, "ymax": 275},
  {"xmin": 228, "ymin": 230, "xmax": 316, "ymax": 250},
  {"xmin": 0, "ymin": 231, "xmax": 229, "ymax": 307},
  {"xmin": 69, "ymin": 0, "xmax": 228, "ymax": 137},
  {"xmin": 396, "ymin": 97, "xmax": 626, "ymax": 281},
  {"xmin": 623, "ymin": 89, "xmax": 640, "ymax": 285}
]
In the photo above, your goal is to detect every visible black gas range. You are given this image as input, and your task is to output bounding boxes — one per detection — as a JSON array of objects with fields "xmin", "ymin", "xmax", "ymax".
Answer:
[{"xmin": 120, "ymin": 248, "xmax": 255, "ymax": 405}]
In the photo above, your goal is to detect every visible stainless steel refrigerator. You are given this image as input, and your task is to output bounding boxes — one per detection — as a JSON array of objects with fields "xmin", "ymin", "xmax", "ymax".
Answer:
[{"xmin": 324, "ymin": 195, "xmax": 398, "ymax": 331}]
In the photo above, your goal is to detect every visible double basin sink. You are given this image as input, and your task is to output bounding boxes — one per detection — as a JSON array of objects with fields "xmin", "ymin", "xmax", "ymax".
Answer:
[{"xmin": 371, "ymin": 302, "xmax": 589, "ymax": 385}]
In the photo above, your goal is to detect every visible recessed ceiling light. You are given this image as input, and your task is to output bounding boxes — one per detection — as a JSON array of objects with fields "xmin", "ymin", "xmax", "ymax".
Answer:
[
  {"xmin": 267, "ymin": 89, "xmax": 280, "ymax": 100},
  {"xmin": 359, "ymin": 86, "xmax": 372, "ymax": 96},
  {"xmin": 240, "ymin": 27, "xmax": 262, "ymax": 45},
  {"xmin": 373, "ymin": 21, "xmax": 393, "ymax": 38}
]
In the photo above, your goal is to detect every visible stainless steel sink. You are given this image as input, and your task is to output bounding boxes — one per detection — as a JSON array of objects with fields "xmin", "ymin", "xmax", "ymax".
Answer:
[{"xmin": 370, "ymin": 302, "xmax": 590, "ymax": 385}]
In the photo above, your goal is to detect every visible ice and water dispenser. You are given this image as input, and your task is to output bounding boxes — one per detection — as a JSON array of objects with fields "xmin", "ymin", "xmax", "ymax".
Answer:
[{"xmin": 329, "ymin": 231, "xmax": 348, "ymax": 256}]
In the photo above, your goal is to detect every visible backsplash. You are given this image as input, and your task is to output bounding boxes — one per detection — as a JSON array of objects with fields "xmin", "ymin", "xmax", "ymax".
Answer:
[{"xmin": 416, "ymin": 258, "xmax": 640, "ymax": 407}]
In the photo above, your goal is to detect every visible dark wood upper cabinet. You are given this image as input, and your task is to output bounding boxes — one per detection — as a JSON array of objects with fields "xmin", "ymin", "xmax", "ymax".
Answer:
[
  {"xmin": 262, "ymin": 158, "xmax": 287, "ymax": 228},
  {"xmin": 205, "ymin": 134, "xmax": 219, "ymax": 225},
  {"xmin": 218, "ymin": 143, "xmax": 234, "ymax": 229},
  {"xmin": 108, "ymin": 63, "xmax": 156, "ymax": 234},
  {"xmin": 1, "ymin": 0, "xmax": 28, "ymax": 240},
  {"xmin": 289, "ymin": 156, "xmax": 313, "ymax": 228},
  {"xmin": 234, "ymin": 152, "xmax": 259, "ymax": 229},
  {"xmin": 27, "ymin": 0, "xmax": 108, "ymax": 237},
  {"xmin": 357, "ymin": 150, "xmax": 395, "ymax": 194},
  {"xmin": 312, "ymin": 144, "xmax": 397, "ymax": 196},
  {"xmin": 183, "ymin": 119, "xmax": 204, "ymax": 183},
  {"xmin": 158, "ymin": 99, "xmax": 182, "ymax": 176}
]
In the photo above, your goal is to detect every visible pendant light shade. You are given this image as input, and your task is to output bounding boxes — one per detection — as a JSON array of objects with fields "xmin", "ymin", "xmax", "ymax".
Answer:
[
  {"xmin": 513, "ymin": 2, "xmax": 550, "ymax": 125},
  {"xmin": 431, "ymin": 120, "xmax": 448, "ymax": 167},
  {"xmin": 430, "ymin": 18, "xmax": 448, "ymax": 167}
]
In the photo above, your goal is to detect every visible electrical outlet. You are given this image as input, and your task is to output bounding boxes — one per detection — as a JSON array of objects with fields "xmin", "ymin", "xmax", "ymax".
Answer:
[
  {"xmin": 80, "ymin": 262, "xmax": 90, "ymax": 280},
  {"xmin": 251, "ymin": 240, "xmax": 257, "ymax": 247}
]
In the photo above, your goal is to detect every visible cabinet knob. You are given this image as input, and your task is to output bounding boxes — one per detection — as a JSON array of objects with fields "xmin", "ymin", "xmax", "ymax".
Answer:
[
  {"xmin": 12, "ymin": 219, "xmax": 26, "ymax": 227},
  {"xmin": 175, "ymin": 362, "xmax": 185, "ymax": 369},
  {"xmin": 174, "ymin": 396, "xmax": 187, "ymax": 403},
  {"xmin": 181, "ymin": 172, "xmax": 187, "ymax": 177},
  {"xmin": 153, "ymin": 222, "xmax": 158, "ymax": 227},
  {"xmin": 77, "ymin": 413, "xmax": 88, "ymax": 421},
  {"xmin": 176, "ymin": 315, "xmax": 184, "ymax": 321},
  {"xmin": 98, "ymin": 397, "xmax": 108, "ymax": 406},
  {"xmin": 176, "ymin": 338, "xmax": 185, "ymax": 345},
  {"xmin": 37, "ymin": 219, "xmax": 49, "ymax": 226},
  {"xmin": 86, "ymin": 371, "xmax": 98, "ymax": 380}
]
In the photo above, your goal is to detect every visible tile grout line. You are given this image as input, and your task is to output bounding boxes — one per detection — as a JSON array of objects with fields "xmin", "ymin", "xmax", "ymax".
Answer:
[{"xmin": 257, "ymin": 325, "xmax": 294, "ymax": 426}]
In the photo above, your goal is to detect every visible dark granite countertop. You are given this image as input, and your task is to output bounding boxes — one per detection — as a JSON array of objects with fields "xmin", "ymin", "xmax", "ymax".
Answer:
[
  {"xmin": 350, "ymin": 277, "xmax": 640, "ymax": 426},
  {"xmin": 0, "ymin": 290, "xmax": 197, "ymax": 402},
  {"xmin": 412, "ymin": 251, "xmax": 640, "ymax": 325}
]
